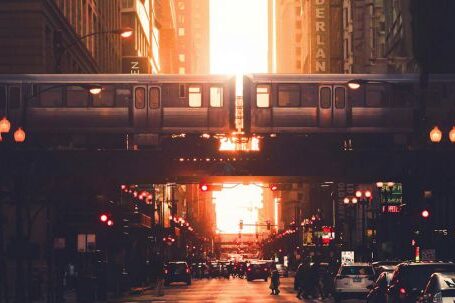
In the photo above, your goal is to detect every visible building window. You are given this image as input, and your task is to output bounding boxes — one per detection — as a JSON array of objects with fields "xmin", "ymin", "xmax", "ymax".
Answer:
[
  {"xmin": 179, "ymin": 54, "xmax": 185, "ymax": 62},
  {"xmin": 178, "ymin": 1, "xmax": 184, "ymax": 10},
  {"xmin": 296, "ymin": 60, "xmax": 301, "ymax": 69},
  {"xmin": 179, "ymin": 67, "xmax": 185, "ymax": 74},
  {"xmin": 210, "ymin": 87, "xmax": 223, "ymax": 107},
  {"xmin": 178, "ymin": 15, "xmax": 184, "ymax": 24},
  {"xmin": 189, "ymin": 86, "xmax": 202, "ymax": 107},
  {"xmin": 256, "ymin": 85, "xmax": 270, "ymax": 108},
  {"xmin": 178, "ymin": 28, "xmax": 185, "ymax": 36}
]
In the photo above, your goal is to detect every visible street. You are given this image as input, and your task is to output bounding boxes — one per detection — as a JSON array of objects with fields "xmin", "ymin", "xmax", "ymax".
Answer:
[{"xmin": 112, "ymin": 278, "xmax": 365, "ymax": 303}]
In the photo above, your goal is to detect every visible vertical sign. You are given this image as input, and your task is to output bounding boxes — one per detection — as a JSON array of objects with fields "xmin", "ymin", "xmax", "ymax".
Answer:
[
  {"xmin": 313, "ymin": 0, "xmax": 330, "ymax": 72},
  {"xmin": 122, "ymin": 56, "xmax": 151, "ymax": 74}
]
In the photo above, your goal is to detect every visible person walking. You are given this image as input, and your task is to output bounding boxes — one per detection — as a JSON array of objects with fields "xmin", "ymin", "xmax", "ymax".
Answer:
[
  {"xmin": 296, "ymin": 258, "xmax": 311, "ymax": 299},
  {"xmin": 152, "ymin": 254, "xmax": 165, "ymax": 297},
  {"xmin": 269, "ymin": 267, "xmax": 280, "ymax": 295},
  {"xmin": 309, "ymin": 257, "xmax": 325, "ymax": 299}
]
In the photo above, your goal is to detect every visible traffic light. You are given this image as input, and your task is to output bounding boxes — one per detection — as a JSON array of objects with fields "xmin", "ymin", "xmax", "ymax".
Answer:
[
  {"xmin": 199, "ymin": 183, "xmax": 222, "ymax": 192},
  {"xmin": 99, "ymin": 213, "xmax": 114, "ymax": 227},
  {"xmin": 266, "ymin": 220, "xmax": 271, "ymax": 230},
  {"xmin": 421, "ymin": 209, "xmax": 430, "ymax": 219},
  {"xmin": 239, "ymin": 219, "xmax": 244, "ymax": 230}
]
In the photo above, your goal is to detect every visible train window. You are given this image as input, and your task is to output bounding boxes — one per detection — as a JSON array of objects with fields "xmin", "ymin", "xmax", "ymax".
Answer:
[
  {"xmin": 115, "ymin": 88, "xmax": 131, "ymax": 107},
  {"xmin": 278, "ymin": 85, "xmax": 300, "ymax": 107},
  {"xmin": 210, "ymin": 86, "xmax": 223, "ymax": 107},
  {"xmin": 189, "ymin": 86, "xmax": 202, "ymax": 107},
  {"xmin": 134, "ymin": 87, "xmax": 146, "ymax": 109},
  {"xmin": 0, "ymin": 86, "xmax": 6, "ymax": 110},
  {"xmin": 301, "ymin": 84, "xmax": 318, "ymax": 107},
  {"xmin": 149, "ymin": 87, "xmax": 160, "ymax": 109},
  {"xmin": 335, "ymin": 87, "xmax": 346, "ymax": 109},
  {"xmin": 392, "ymin": 84, "xmax": 414, "ymax": 107},
  {"xmin": 38, "ymin": 85, "xmax": 63, "ymax": 107},
  {"xmin": 256, "ymin": 85, "xmax": 270, "ymax": 108},
  {"xmin": 92, "ymin": 86, "xmax": 115, "ymax": 107},
  {"xmin": 9, "ymin": 87, "xmax": 21, "ymax": 109},
  {"xmin": 365, "ymin": 86, "xmax": 385, "ymax": 107},
  {"xmin": 179, "ymin": 84, "xmax": 186, "ymax": 98},
  {"xmin": 319, "ymin": 87, "xmax": 331, "ymax": 109},
  {"xmin": 66, "ymin": 86, "xmax": 89, "ymax": 107}
]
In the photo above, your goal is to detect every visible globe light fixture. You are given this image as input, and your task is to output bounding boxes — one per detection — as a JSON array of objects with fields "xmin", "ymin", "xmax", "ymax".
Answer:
[
  {"xmin": 343, "ymin": 197, "xmax": 350, "ymax": 204},
  {"xmin": 89, "ymin": 86, "xmax": 102, "ymax": 95},
  {"xmin": 355, "ymin": 190, "xmax": 362, "ymax": 198},
  {"xmin": 429, "ymin": 126, "xmax": 442, "ymax": 143},
  {"xmin": 376, "ymin": 182, "xmax": 384, "ymax": 188},
  {"xmin": 347, "ymin": 80, "xmax": 361, "ymax": 90},
  {"xmin": 0, "ymin": 117, "xmax": 11, "ymax": 133},
  {"xmin": 351, "ymin": 197, "xmax": 358, "ymax": 204},
  {"xmin": 449, "ymin": 126, "xmax": 455, "ymax": 143},
  {"xmin": 13, "ymin": 127, "xmax": 26, "ymax": 143}
]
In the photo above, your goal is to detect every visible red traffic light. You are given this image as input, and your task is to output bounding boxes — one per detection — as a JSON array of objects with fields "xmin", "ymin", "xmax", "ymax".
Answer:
[
  {"xmin": 100, "ymin": 214, "xmax": 108, "ymax": 222},
  {"xmin": 270, "ymin": 184, "xmax": 278, "ymax": 191},
  {"xmin": 421, "ymin": 210, "xmax": 430, "ymax": 218}
]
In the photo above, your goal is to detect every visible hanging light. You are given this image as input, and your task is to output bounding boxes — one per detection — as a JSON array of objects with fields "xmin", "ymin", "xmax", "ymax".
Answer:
[
  {"xmin": 0, "ymin": 117, "xmax": 11, "ymax": 133},
  {"xmin": 14, "ymin": 127, "xmax": 26, "ymax": 143},
  {"xmin": 429, "ymin": 126, "xmax": 442, "ymax": 143},
  {"xmin": 449, "ymin": 126, "xmax": 455, "ymax": 143}
]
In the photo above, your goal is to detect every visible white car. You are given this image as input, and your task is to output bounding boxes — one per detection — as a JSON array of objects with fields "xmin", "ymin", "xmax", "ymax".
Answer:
[
  {"xmin": 418, "ymin": 272, "xmax": 455, "ymax": 303},
  {"xmin": 334, "ymin": 263, "xmax": 375, "ymax": 302}
]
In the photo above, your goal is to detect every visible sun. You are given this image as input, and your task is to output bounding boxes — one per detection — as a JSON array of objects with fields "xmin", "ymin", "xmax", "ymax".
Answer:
[
  {"xmin": 210, "ymin": 0, "xmax": 268, "ymax": 74},
  {"xmin": 212, "ymin": 184, "xmax": 264, "ymax": 234}
]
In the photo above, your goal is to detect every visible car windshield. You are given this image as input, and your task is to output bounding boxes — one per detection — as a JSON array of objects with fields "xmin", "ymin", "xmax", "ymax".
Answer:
[
  {"xmin": 341, "ymin": 266, "xmax": 373, "ymax": 276},
  {"xmin": 167, "ymin": 263, "xmax": 187, "ymax": 270},
  {"xmin": 400, "ymin": 265, "xmax": 455, "ymax": 289}
]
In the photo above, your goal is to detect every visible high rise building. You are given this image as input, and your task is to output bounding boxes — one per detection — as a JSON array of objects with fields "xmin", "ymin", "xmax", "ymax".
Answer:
[
  {"xmin": 174, "ymin": 0, "xmax": 210, "ymax": 74},
  {"xmin": 0, "ymin": 0, "xmax": 122, "ymax": 73},
  {"xmin": 342, "ymin": 0, "xmax": 389, "ymax": 73},
  {"xmin": 269, "ymin": 0, "xmax": 344, "ymax": 74},
  {"xmin": 383, "ymin": 0, "xmax": 417, "ymax": 73},
  {"xmin": 156, "ymin": 0, "xmax": 179, "ymax": 73},
  {"xmin": 121, "ymin": 0, "xmax": 154, "ymax": 73}
]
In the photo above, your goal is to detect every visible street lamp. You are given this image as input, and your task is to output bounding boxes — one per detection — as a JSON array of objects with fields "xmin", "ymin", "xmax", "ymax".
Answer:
[
  {"xmin": 429, "ymin": 126, "xmax": 442, "ymax": 143},
  {"xmin": 54, "ymin": 27, "xmax": 133, "ymax": 72},
  {"xmin": 450, "ymin": 127, "xmax": 455, "ymax": 143}
]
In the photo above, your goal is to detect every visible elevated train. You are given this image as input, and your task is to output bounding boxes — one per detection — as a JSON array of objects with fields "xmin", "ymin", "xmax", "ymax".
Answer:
[{"xmin": 0, "ymin": 74, "xmax": 453, "ymax": 147}]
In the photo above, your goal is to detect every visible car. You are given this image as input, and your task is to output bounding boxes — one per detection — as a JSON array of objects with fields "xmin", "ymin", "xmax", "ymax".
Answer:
[
  {"xmin": 164, "ymin": 261, "xmax": 192, "ymax": 286},
  {"xmin": 275, "ymin": 264, "xmax": 289, "ymax": 277},
  {"xmin": 418, "ymin": 272, "xmax": 455, "ymax": 303},
  {"xmin": 246, "ymin": 262, "xmax": 269, "ymax": 282},
  {"xmin": 387, "ymin": 262, "xmax": 455, "ymax": 303},
  {"xmin": 366, "ymin": 271, "xmax": 394, "ymax": 303},
  {"xmin": 372, "ymin": 261, "xmax": 400, "ymax": 278},
  {"xmin": 334, "ymin": 263, "xmax": 375, "ymax": 302}
]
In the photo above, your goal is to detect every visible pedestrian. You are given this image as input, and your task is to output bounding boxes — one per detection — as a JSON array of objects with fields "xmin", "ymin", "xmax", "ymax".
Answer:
[
  {"xmin": 309, "ymin": 257, "xmax": 325, "ymax": 299},
  {"xmin": 152, "ymin": 254, "xmax": 165, "ymax": 297},
  {"xmin": 269, "ymin": 267, "xmax": 280, "ymax": 295},
  {"xmin": 296, "ymin": 258, "xmax": 311, "ymax": 299}
]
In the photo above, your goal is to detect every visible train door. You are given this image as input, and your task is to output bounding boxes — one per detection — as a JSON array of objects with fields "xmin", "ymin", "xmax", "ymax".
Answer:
[
  {"xmin": 252, "ymin": 83, "xmax": 272, "ymax": 132},
  {"xmin": 318, "ymin": 85, "xmax": 347, "ymax": 128},
  {"xmin": 133, "ymin": 85, "xmax": 147, "ymax": 129},
  {"xmin": 207, "ymin": 85, "xmax": 225, "ymax": 130},
  {"xmin": 147, "ymin": 86, "xmax": 161, "ymax": 130},
  {"xmin": 133, "ymin": 85, "xmax": 162, "ymax": 131}
]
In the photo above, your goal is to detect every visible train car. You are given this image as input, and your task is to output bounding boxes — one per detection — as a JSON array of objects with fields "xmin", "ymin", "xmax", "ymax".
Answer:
[
  {"xmin": 0, "ymin": 74, "xmax": 236, "ymax": 147},
  {"xmin": 243, "ymin": 74, "xmax": 455, "ymax": 135}
]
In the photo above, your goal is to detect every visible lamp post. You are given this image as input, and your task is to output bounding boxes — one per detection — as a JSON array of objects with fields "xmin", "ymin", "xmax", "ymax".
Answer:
[{"xmin": 54, "ymin": 27, "xmax": 133, "ymax": 73}]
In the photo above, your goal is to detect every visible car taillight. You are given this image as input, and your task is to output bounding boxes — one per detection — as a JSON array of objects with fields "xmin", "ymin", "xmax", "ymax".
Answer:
[
  {"xmin": 186, "ymin": 268, "xmax": 190, "ymax": 273},
  {"xmin": 247, "ymin": 268, "xmax": 251, "ymax": 271},
  {"xmin": 399, "ymin": 288, "xmax": 406, "ymax": 296}
]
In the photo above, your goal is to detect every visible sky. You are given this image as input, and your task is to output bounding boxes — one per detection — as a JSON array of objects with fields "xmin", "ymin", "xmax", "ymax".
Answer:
[{"xmin": 210, "ymin": 0, "xmax": 268, "ymax": 74}]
